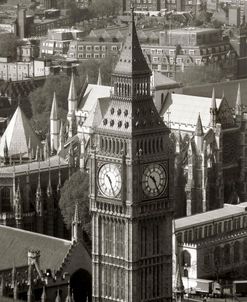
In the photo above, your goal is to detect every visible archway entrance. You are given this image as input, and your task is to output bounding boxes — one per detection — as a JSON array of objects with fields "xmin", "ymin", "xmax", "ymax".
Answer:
[{"xmin": 70, "ymin": 269, "xmax": 91, "ymax": 302}]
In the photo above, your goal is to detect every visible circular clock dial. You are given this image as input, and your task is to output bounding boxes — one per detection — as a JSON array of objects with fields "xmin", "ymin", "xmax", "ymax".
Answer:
[
  {"xmin": 98, "ymin": 163, "xmax": 121, "ymax": 198},
  {"xmin": 142, "ymin": 163, "xmax": 167, "ymax": 197}
]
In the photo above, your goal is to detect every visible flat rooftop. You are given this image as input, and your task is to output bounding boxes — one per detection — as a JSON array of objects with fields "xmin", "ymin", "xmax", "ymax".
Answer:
[{"xmin": 162, "ymin": 27, "xmax": 221, "ymax": 35}]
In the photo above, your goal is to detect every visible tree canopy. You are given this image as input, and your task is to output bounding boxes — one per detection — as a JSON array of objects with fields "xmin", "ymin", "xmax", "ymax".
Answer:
[
  {"xmin": 29, "ymin": 55, "xmax": 118, "ymax": 132},
  {"xmin": 0, "ymin": 33, "xmax": 17, "ymax": 59},
  {"xmin": 175, "ymin": 64, "xmax": 226, "ymax": 86},
  {"xmin": 89, "ymin": 0, "xmax": 121, "ymax": 17},
  {"xmin": 59, "ymin": 170, "xmax": 91, "ymax": 238}
]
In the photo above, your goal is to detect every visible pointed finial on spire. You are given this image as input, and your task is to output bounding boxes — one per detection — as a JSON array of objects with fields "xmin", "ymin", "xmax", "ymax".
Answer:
[
  {"xmin": 195, "ymin": 113, "xmax": 204, "ymax": 136},
  {"xmin": 222, "ymin": 89, "xmax": 225, "ymax": 99},
  {"xmin": 97, "ymin": 68, "xmax": 102, "ymax": 85},
  {"xmin": 68, "ymin": 71, "xmax": 77, "ymax": 102},
  {"xmin": 55, "ymin": 289, "xmax": 61, "ymax": 302},
  {"xmin": 211, "ymin": 87, "xmax": 216, "ymax": 110},
  {"xmin": 210, "ymin": 87, "xmax": 217, "ymax": 128},
  {"xmin": 4, "ymin": 138, "xmax": 9, "ymax": 165},
  {"xmin": 50, "ymin": 91, "xmax": 58, "ymax": 120},
  {"xmin": 65, "ymin": 283, "xmax": 72, "ymax": 302},
  {"xmin": 235, "ymin": 83, "xmax": 242, "ymax": 116},
  {"xmin": 41, "ymin": 286, "xmax": 47, "ymax": 302}
]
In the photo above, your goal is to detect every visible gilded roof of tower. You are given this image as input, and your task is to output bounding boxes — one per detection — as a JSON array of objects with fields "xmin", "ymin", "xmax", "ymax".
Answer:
[{"xmin": 113, "ymin": 11, "xmax": 151, "ymax": 76}]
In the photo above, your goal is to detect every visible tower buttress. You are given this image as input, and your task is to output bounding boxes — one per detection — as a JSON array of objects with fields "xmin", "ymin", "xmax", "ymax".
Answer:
[
  {"xmin": 46, "ymin": 169, "xmax": 54, "ymax": 236},
  {"xmin": 67, "ymin": 71, "xmax": 78, "ymax": 124},
  {"xmin": 72, "ymin": 202, "xmax": 81, "ymax": 242},
  {"xmin": 210, "ymin": 88, "xmax": 217, "ymax": 128},
  {"xmin": 194, "ymin": 113, "xmax": 204, "ymax": 153},
  {"xmin": 36, "ymin": 171, "xmax": 44, "ymax": 233},
  {"xmin": 50, "ymin": 91, "xmax": 60, "ymax": 151},
  {"xmin": 235, "ymin": 83, "xmax": 242, "ymax": 120},
  {"xmin": 14, "ymin": 181, "xmax": 23, "ymax": 229},
  {"xmin": 89, "ymin": 5, "xmax": 173, "ymax": 302},
  {"xmin": 97, "ymin": 68, "xmax": 102, "ymax": 85}
]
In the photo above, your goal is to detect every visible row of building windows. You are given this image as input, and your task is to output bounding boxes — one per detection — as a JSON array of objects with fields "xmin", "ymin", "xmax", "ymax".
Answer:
[
  {"xmin": 100, "ymin": 137, "xmax": 127, "ymax": 155},
  {"xmin": 77, "ymin": 53, "xmax": 106, "ymax": 59},
  {"xmin": 177, "ymin": 215, "xmax": 247, "ymax": 243},
  {"xmin": 102, "ymin": 266, "xmax": 125, "ymax": 300},
  {"xmin": 140, "ymin": 223, "xmax": 161, "ymax": 258},
  {"xmin": 143, "ymin": 45, "xmax": 230, "ymax": 56},
  {"xmin": 140, "ymin": 265, "xmax": 162, "ymax": 300},
  {"xmin": 74, "ymin": 45, "xmax": 119, "ymax": 51},
  {"xmin": 136, "ymin": 137, "xmax": 164, "ymax": 156},
  {"xmin": 103, "ymin": 219, "xmax": 125, "ymax": 257}
]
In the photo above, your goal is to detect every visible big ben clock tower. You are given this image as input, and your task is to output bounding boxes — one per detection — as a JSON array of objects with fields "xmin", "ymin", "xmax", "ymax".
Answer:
[{"xmin": 89, "ymin": 6, "xmax": 173, "ymax": 302}]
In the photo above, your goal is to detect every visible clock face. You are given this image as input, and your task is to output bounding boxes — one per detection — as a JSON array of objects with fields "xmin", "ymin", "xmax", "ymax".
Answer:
[
  {"xmin": 98, "ymin": 163, "xmax": 121, "ymax": 198},
  {"xmin": 142, "ymin": 163, "xmax": 167, "ymax": 198}
]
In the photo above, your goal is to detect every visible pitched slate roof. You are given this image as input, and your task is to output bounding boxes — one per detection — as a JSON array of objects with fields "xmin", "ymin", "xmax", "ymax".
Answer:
[
  {"xmin": 113, "ymin": 11, "xmax": 151, "ymax": 76},
  {"xmin": 0, "ymin": 225, "xmax": 72, "ymax": 271},
  {"xmin": 0, "ymin": 155, "xmax": 67, "ymax": 176},
  {"xmin": 151, "ymin": 71, "xmax": 181, "ymax": 89},
  {"xmin": 160, "ymin": 93, "xmax": 222, "ymax": 133},
  {"xmin": 175, "ymin": 202, "xmax": 247, "ymax": 230},
  {"xmin": 0, "ymin": 106, "xmax": 42, "ymax": 157},
  {"xmin": 78, "ymin": 84, "xmax": 111, "ymax": 114}
]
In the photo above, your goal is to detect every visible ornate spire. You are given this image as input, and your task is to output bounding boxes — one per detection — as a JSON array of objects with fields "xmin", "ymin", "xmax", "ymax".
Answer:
[
  {"xmin": 41, "ymin": 286, "xmax": 47, "ymax": 302},
  {"xmin": 55, "ymin": 289, "xmax": 61, "ymax": 302},
  {"xmin": 36, "ymin": 172, "xmax": 43, "ymax": 216},
  {"xmin": 14, "ymin": 181, "xmax": 22, "ymax": 224},
  {"xmin": 235, "ymin": 83, "xmax": 242, "ymax": 116},
  {"xmin": 65, "ymin": 284, "xmax": 72, "ymax": 302},
  {"xmin": 72, "ymin": 202, "xmax": 81, "ymax": 242},
  {"xmin": 210, "ymin": 88, "xmax": 217, "ymax": 128},
  {"xmin": 58, "ymin": 121, "xmax": 65, "ymax": 155},
  {"xmin": 113, "ymin": 4, "xmax": 151, "ymax": 77},
  {"xmin": 50, "ymin": 91, "xmax": 58, "ymax": 120},
  {"xmin": 3, "ymin": 138, "xmax": 9, "ymax": 165},
  {"xmin": 68, "ymin": 71, "xmax": 77, "ymax": 104},
  {"xmin": 47, "ymin": 168, "xmax": 52, "ymax": 197},
  {"xmin": 97, "ymin": 68, "xmax": 102, "ymax": 85},
  {"xmin": 195, "ymin": 113, "xmax": 204, "ymax": 137}
]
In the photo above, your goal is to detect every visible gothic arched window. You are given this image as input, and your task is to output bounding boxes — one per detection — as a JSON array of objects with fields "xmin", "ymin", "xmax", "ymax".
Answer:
[
  {"xmin": 234, "ymin": 241, "xmax": 240, "ymax": 263},
  {"xmin": 182, "ymin": 250, "xmax": 191, "ymax": 267},
  {"xmin": 1, "ymin": 187, "xmax": 11, "ymax": 212},
  {"xmin": 214, "ymin": 246, "xmax": 221, "ymax": 266},
  {"xmin": 223, "ymin": 244, "xmax": 230, "ymax": 265},
  {"xmin": 243, "ymin": 239, "xmax": 247, "ymax": 261}
]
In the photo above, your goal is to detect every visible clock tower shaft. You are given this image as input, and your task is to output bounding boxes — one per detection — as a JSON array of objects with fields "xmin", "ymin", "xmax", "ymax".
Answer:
[{"xmin": 89, "ymin": 7, "xmax": 173, "ymax": 302}]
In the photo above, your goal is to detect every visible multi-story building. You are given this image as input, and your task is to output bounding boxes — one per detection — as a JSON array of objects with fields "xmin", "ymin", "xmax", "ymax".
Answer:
[
  {"xmin": 174, "ymin": 202, "xmax": 247, "ymax": 285},
  {"xmin": 67, "ymin": 40, "xmax": 122, "ymax": 60},
  {"xmin": 123, "ymin": 0, "xmax": 201, "ymax": 12},
  {"xmin": 0, "ymin": 57, "xmax": 50, "ymax": 81},
  {"xmin": 142, "ymin": 27, "xmax": 236, "ymax": 77},
  {"xmin": 230, "ymin": 25, "xmax": 247, "ymax": 78},
  {"xmin": 40, "ymin": 28, "xmax": 85, "ymax": 57},
  {"xmin": 16, "ymin": 7, "xmax": 72, "ymax": 38}
]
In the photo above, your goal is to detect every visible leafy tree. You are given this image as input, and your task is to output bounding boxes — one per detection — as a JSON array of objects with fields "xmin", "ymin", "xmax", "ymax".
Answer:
[
  {"xmin": 29, "ymin": 74, "xmax": 70, "ymax": 132},
  {"xmin": 0, "ymin": 33, "xmax": 17, "ymax": 59},
  {"xmin": 175, "ymin": 64, "xmax": 225, "ymax": 86},
  {"xmin": 89, "ymin": 0, "xmax": 121, "ymax": 17},
  {"xmin": 59, "ymin": 170, "xmax": 91, "ymax": 238}
]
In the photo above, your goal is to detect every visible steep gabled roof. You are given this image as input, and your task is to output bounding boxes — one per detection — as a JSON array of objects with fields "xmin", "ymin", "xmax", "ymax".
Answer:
[
  {"xmin": 113, "ymin": 9, "xmax": 151, "ymax": 76},
  {"xmin": 0, "ymin": 106, "xmax": 41, "ymax": 157},
  {"xmin": 0, "ymin": 225, "xmax": 72, "ymax": 271}
]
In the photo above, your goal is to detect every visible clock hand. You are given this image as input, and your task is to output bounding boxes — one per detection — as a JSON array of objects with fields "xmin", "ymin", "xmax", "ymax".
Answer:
[
  {"xmin": 106, "ymin": 174, "xmax": 115, "ymax": 196},
  {"xmin": 150, "ymin": 175, "xmax": 159, "ymax": 192}
]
